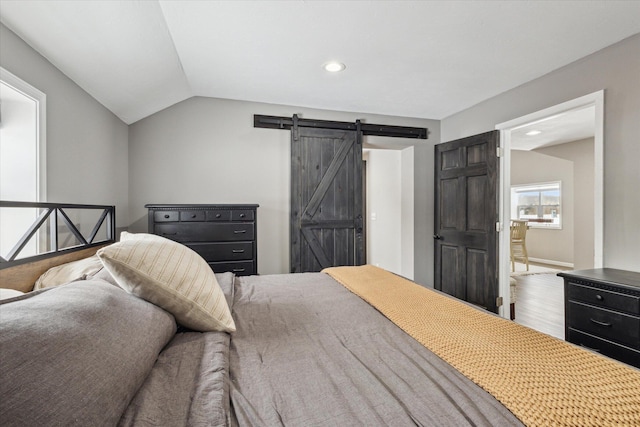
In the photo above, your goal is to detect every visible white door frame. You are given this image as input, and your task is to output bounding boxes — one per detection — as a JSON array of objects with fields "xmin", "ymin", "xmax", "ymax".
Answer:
[
  {"xmin": 0, "ymin": 66, "xmax": 47, "ymax": 201},
  {"xmin": 495, "ymin": 90, "xmax": 604, "ymax": 319}
]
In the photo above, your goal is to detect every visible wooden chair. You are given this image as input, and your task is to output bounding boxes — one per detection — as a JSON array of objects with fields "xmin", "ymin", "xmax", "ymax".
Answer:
[{"xmin": 510, "ymin": 220, "xmax": 529, "ymax": 272}]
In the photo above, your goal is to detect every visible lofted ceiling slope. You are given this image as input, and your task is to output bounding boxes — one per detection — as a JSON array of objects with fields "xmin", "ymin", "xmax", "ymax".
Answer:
[{"xmin": 1, "ymin": 1, "xmax": 639, "ymax": 125}]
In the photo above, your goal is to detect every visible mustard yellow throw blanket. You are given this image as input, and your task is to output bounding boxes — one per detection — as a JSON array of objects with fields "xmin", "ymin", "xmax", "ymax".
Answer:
[{"xmin": 324, "ymin": 265, "xmax": 640, "ymax": 427}]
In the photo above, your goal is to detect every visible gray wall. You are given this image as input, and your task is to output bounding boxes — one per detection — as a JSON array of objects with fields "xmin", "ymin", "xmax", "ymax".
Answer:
[
  {"xmin": 511, "ymin": 150, "xmax": 574, "ymax": 265},
  {"xmin": 442, "ymin": 34, "xmax": 640, "ymax": 271},
  {"xmin": 0, "ymin": 24, "xmax": 130, "ymax": 226},
  {"xmin": 128, "ymin": 97, "xmax": 438, "ymax": 280},
  {"xmin": 536, "ymin": 138, "xmax": 595, "ymax": 269}
]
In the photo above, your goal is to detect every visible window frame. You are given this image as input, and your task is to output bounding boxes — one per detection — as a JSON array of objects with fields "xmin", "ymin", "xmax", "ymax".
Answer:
[{"xmin": 510, "ymin": 181, "xmax": 562, "ymax": 229}]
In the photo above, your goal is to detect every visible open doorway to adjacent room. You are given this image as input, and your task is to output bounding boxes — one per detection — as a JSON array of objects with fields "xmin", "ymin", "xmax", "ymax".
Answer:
[
  {"xmin": 496, "ymin": 91, "xmax": 603, "ymax": 338},
  {"xmin": 363, "ymin": 142, "xmax": 415, "ymax": 281},
  {"xmin": 0, "ymin": 67, "xmax": 46, "ymax": 260}
]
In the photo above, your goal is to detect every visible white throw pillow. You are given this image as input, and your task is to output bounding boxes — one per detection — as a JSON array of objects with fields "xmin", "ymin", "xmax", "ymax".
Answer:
[
  {"xmin": 97, "ymin": 232, "xmax": 235, "ymax": 332},
  {"xmin": 34, "ymin": 255, "xmax": 104, "ymax": 290}
]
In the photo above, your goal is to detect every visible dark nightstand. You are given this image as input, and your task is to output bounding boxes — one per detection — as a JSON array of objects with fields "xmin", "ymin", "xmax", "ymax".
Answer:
[{"xmin": 558, "ymin": 268, "xmax": 640, "ymax": 368}]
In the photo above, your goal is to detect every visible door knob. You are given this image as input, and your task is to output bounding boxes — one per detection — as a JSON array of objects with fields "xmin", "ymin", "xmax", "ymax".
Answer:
[{"xmin": 433, "ymin": 234, "xmax": 442, "ymax": 240}]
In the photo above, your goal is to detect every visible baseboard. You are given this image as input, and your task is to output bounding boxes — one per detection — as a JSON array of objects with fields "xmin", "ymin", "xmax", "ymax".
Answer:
[{"xmin": 528, "ymin": 257, "xmax": 574, "ymax": 268}]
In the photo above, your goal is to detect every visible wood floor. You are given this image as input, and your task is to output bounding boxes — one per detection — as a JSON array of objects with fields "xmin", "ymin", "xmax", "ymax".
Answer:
[{"xmin": 512, "ymin": 272, "xmax": 565, "ymax": 340}]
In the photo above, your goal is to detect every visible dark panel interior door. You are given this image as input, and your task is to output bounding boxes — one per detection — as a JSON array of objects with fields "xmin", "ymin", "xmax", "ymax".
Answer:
[
  {"xmin": 434, "ymin": 131, "xmax": 499, "ymax": 312},
  {"xmin": 291, "ymin": 126, "xmax": 364, "ymax": 273}
]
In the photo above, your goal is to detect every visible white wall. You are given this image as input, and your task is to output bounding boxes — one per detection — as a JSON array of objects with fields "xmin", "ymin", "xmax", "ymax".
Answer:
[
  {"xmin": 365, "ymin": 149, "xmax": 402, "ymax": 275},
  {"xmin": 442, "ymin": 34, "xmax": 640, "ymax": 271},
  {"xmin": 0, "ymin": 24, "xmax": 130, "ymax": 227},
  {"xmin": 128, "ymin": 97, "xmax": 436, "ymax": 276}
]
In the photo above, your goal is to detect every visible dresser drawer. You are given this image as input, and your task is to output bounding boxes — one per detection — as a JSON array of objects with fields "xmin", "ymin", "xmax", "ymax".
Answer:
[
  {"xmin": 186, "ymin": 242, "xmax": 253, "ymax": 262},
  {"xmin": 206, "ymin": 210, "xmax": 232, "ymax": 221},
  {"xmin": 568, "ymin": 301, "xmax": 639, "ymax": 349},
  {"xmin": 180, "ymin": 210, "xmax": 206, "ymax": 222},
  {"xmin": 232, "ymin": 210, "xmax": 254, "ymax": 221},
  {"xmin": 567, "ymin": 329, "xmax": 640, "ymax": 368},
  {"xmin": 153, "ymin": 211, "xmax": 179, "ymax": 222},
  {"xmin": 155, "ymin": 223, "xmax": 254, "ymax": 242},
  {"xmin": 208, "ymin": 260, "xmax": 255, "ymax": 276},
  {"xmin": 568, "ymin": 282, "xmax": 640, "ymax": 315}
]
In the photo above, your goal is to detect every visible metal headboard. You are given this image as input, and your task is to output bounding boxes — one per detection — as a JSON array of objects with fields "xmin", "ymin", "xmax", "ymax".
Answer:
[{"xmin": 0, "ymin": 201, "xmax": 116, "ymax": 269}]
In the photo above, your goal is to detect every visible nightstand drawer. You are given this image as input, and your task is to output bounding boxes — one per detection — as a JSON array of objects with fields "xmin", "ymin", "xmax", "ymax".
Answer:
[
  {"xmin": 186, "ymin": 242, "xmax": 253, "ymax": 262},
  {"xmin": 568, "ymin": 282, "xmax": 640, "ymax": 315},
  {"xmin": 153, "ymin": 211, "xmax": 179, "ymax": 222},
  {"xmin": 208, "ymin": 260, "xmax": 255, "ymax": 276},
  {"xmin": 155, "ymin": 223, "xmax": 254, "ymax": 242},
  {"xmin": 568, "ymin": 301, "xmax": 639, "ymax": 349},
  {"xmin": 567, "ymin": 329, "xmax": 640, "ymax": 368}
]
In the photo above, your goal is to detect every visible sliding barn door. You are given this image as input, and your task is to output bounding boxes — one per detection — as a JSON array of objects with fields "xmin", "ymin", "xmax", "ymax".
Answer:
[
  {"xmin": 290, "ymin": 126, "xmax": 364, "ymax": 273},
  {"xmin": 434, "ymin": 131, "xmax": 499, "ymax": 312}
]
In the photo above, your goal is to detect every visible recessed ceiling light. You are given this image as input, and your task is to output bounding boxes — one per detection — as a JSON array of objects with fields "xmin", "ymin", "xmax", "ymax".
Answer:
[
  {"xmin": 323, "ymin": 62, "xmax": 346, "ymax": 73},
  {"xmin": 525, "ymin": 130, "xmax": 542, "ymax": 136}
]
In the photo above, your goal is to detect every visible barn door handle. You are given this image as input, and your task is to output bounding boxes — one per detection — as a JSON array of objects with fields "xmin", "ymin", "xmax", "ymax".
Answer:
[
  {"xmin": 433, "ymin": 234, "xmax": 443, "ymax": 240},
  {"xmin": 355, "ymin": 215, "xmax": 363, "ymax": 233}
]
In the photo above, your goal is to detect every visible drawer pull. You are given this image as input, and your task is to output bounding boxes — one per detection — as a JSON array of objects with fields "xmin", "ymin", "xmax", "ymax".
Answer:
[
  {"xmin": 164, "ymin": 214, "xmax": 170, "ymax": 219},
  {"xmin": 233, "ymin": 268, "xmax": 246, "ymax": 272},
  {"xmin": 162, "ymin": 232, "xmax": 177, "ymax": 236},
  {"xmin": 215, "ymin": 213, "xmax": 221, "ymax": 218},
  {"xmin": 239, "ymin": 213, "xmax": 246, "ymax": 218},
  {"xmin": 191, "ymin": 214, "xmax": 197, "ymax": 218},
  {"xmin": 595, "ymin": 294, "xmax": 604, "ymax": 301},
  {"xmin": 232, "ymin": 249, "xmax": 245, "ymax": 253},
  {"xmin": 233, "ymin": 230, "xmax": 247, "ymax": 234},
  {"xmin": 590, "ymin": 318, "xmax": 612, "ymax": 327}
]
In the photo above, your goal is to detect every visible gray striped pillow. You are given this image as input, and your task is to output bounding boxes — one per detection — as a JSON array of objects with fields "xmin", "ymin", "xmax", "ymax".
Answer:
[{"xmin": 97, "ymin": 232, "xmax": 235, "ymax": 332}]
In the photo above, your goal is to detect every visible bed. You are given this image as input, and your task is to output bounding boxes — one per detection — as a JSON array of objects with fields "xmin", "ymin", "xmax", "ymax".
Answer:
[{"xmin": 1, "ymin": 202, "xmax": 639, "ymax": 426}]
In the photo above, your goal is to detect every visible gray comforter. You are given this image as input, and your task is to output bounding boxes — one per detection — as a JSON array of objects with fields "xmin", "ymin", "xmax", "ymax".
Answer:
[
  {"xmin": 228, "ymin": 273, "xmax": 523, "ymax": 426},
  {"xmin": 121, "ymin": 272, "xmax": 522, "ymax": 426}
]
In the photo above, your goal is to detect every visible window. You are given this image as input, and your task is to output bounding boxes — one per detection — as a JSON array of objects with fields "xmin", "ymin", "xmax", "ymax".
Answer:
[{"xmin": 511, "ymin": 181, "xmax": 561, "ymax": 229}]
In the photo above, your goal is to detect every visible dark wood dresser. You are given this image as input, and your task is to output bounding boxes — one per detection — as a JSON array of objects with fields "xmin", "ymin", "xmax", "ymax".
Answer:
[
  {"xmin": 558, "ymin": 268, "xmax": 640, "ymax": 368},
  {"xmin": 145, "ymin": 204, "xmax": 258, "ymax": 276}
]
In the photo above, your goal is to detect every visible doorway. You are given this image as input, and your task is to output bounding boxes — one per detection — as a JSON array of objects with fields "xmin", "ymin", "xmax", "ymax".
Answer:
[
  {"xmin": 0, "ymin": 67, "xmax": 46, "ymax": 260},
  {"xmin": 363, "ymin": 146, "xmax": 415, "ymax": 280},
  {"xmin": 496, "ymin": 91, "xmax": 604, "ymax": 322}
]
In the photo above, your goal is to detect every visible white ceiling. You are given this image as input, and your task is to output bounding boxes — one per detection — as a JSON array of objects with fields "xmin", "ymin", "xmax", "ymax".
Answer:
[
  {"xmin": 511, "ymin": 106, "xmax": 596, "ymax": 151},
  {"xmin": 1, "ymin": 1, "xmax": 639, "ymax": 125}
]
